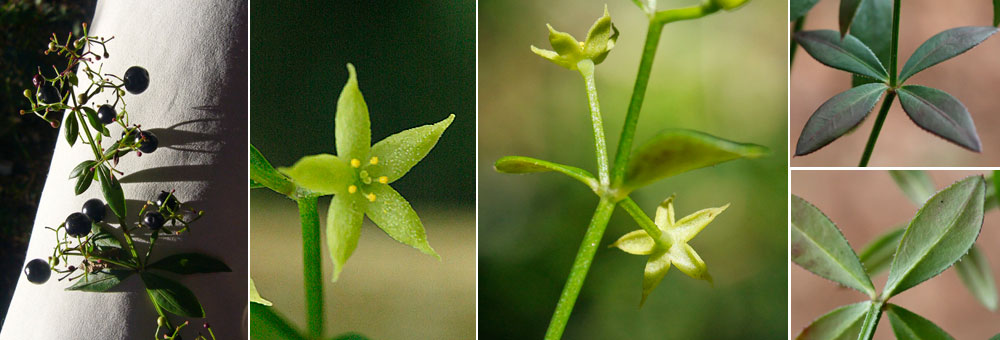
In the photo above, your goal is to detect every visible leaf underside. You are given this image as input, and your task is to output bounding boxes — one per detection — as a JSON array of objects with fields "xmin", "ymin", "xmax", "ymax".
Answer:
[
  {"xmin": 885, "ymin": 304, "xmax": 955, "ymax": 340},
  {"xmin": 896, "ymin": 85, "xmax": 981, "ymax": 152},
  {"xmin": 796, "ymin": 301, "xmax": 869, "ymax": 340},
  {"xmin": 794, "ymin": 30, "xmax": 888, "ymax": 81},
  {"xmin": 796, "ymin": 83, "xmax": 887, "ymax": 156},
  {"xmin": 899, "ymin": 26, "xmax": 998, "ymax": 82},
  {"xmin": 791, "ymin": 195, "xmax": 875, "ymax": 296}
]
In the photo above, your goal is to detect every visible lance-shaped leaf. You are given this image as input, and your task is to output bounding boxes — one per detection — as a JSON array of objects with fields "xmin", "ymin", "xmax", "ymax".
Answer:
[
  {"xmin": 796, "ymin": 301, "xmax": 870, "ymax": 340},
  {"xmin": 885, "ymin": 304, "xmax": 955, "ymax": 340},
  {"xmin": 251, "ymin": 144, "xmax": 295, "ymax": 196},
  {"xmin": 955, "ymin": 246, "xmax": 998, "ymax": 311},
  {"xmin": 279, "ymin": 154, "xmax": 353, "ymax": 196},
  {"xmin": 623, "ymin": 129, "xmax": 767, "ymax": 192},
  {"xmin": 328, "ymin": 193, "xmax": 364, "ymax": 282},
  {"xmin": 494, "ymin": 156, "xmax": 598, "ymax": 191},
  {"xmin": 883, "ymin": 175, "xmax": 986, "ymax": 298},
  {"xmin": 850, "ymin": 0, "xmax": 893, "ymax": 87},
  {"xmin": 250, "ymin": 278, "xmax": 273, "ymax": 306},
  {"xmin": 899, "ymin": 26, "xmax": 998, "ymax": 82},
  {"xmin": 81, "ymin": 107, "xmax": 109, "ymax": 137},
  {"xmin": 858, "ymin": 226, "xmax": 904, "ymax": 276},
  {"xmin": 896, "ymin": 85, "xmax": 981, "ymax": 152},
  {"xmin": 791, "ymin": 0, "xmax": 821, "ymax": 21},
  {"xmin": 74, "ymin": 165, "xmax": 95, "ymax": 195},
  {"xmin": 794, "ymin": 30, "xmax": 888, "ymax": 81},
  {"xmin": 141, "ymin": 272, "xmax": 205, "ymax": 318},
  {"xmin": 336, "ymin": 64, "xmax": 371, "ymax": 161},
  {"xmin": 368, "ymin": 114, "xmax": 454, "ymax": 184},
  {"xmin": 64, "ymin": 110, "xmax": 78, "ymax": 146},
  {"xmin": 791, "ymin": 195, "xmax": 875, "ymax": 297},
  {"xmin": 97, "ymin": 165, "xmax": 125, "ymax": 220},
  {"xmin": 890, "ymin": 170, "xmax": 935, "ymax": 205},
  {"xmin": 66, "ymin": 269, "xmax": 132, "ymax": 292},
  {"xmin": 795, "ymin": 83, "xmax": 888, "ymax": 156},
  {"xmin": 148, "ymin": 253, "xmax": 232, "ymax": 275},
  {"xmin": 839, "ymin": 0, "xmax": 863, "ymax": 38},
  {"xmin": 365, "ymin": 185, "xmax": 438, "ymax": 259}
]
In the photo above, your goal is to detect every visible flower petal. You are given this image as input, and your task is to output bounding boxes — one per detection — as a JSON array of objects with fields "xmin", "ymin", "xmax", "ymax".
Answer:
[
  {"xmin": 668, "ymin": 243, "xmax": 711, "ymax": 283},
  {"xmin": 278, "ymin": 154, "xmax": 354, "ymax": 195},
  {"xmin": 327, "ymin": 193, "xmax": 365, "ymax": 281},
  {"xmin": 368, "ymin": 114, "xmax": 454, "ymax": 183},
  {"xmin": 583, "ymin": 5, "xmax": 618, "ymax": 64},
  {"xmin": 641, "ymin": 250, "xmax": 671, "ymax": 306},
  {"xmin": 670, "ymin": 204, "xmax": 729, "ymax": 243},
  {"xmin": 654, "ymin": 194, "xmax": 676, "ymax": 229},
  {"xmin": 335, "ymin": 63, "xmax": 371, "ymax": 161},
  {"xmin": 611, "ymin": 230, "xmax": 656, "ymax": 255},
  {"xmin": 547, "ymin": 24, "xmax": 582, "ymax": 57},
  {"xmin": 364, "ymin": 185, "xmax": 439, "ymax": 259}
]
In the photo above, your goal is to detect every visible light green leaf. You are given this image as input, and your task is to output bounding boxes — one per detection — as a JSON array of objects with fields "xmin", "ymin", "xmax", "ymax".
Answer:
[
  {"xmin": 839, "ymin": 0, "xmax": 863, "ymax": 38},
  {"xmin": 890, "ymin": 170, "xmax": 935, "ymax": 205},
  {"xmin": 279, "ymin": 154, "xmax": 353, "ymax": 196},
  {"xmin": 795, "ymin": 301, "xmax": 870, "ymax": 340},
  {"xmin": 795, "ymin": 83, "xmax": 888, "ymax": 156},
  {"xmin": 955, "ymin": 246, "xmax": 998, "ymax": 311},
  {"xmin": 896, "ymin": 85, "xmax": 981, "ymax": 152},
  {"xmin": 365, "ymin": 185, "xmax": 439, "ymax": 259},
  {"xmin": 335, "ymin": 63, "xmax": 371, "ymax": 161},
  {"xmin": 368, "ymin": 114, "xmax": 454, "ymax": 184},
  {"xmin": 610, "ymin": 230, "xmax": 655, "ymax": 255},
  {"xmin": 141, "ymin": 272, "xmax": 205, "ymax": 318},
  {"xmin": 66, "ymin": 269, "xmax": 132, "ymax": 292},
  {"xmin": 249, "ymin": 278, "xmax": 273, "ymax": 306},
  {"xmin": 899, "ymin": 26, "xmax": 998, "ymax": 82},
  {"xmin": 623, "ymin": 129, "xmax": 767, "ymax": 192},
  {"xmin": 883, "ymin": 175, "xmax": 986, "ymax": 297},
  {"xmin": 794, "ymin": 30, "xmax": 888, "ymax": 81},
  {"xmin": 641, "ymin": 250, "xmax": 670, "ymax": 307},
  {"xmin": 97, "ymin": 165, "xmax": 125, "ymax": 220},
  {"xmin": 327, "ymin": 193, "xmax": 364, "ymax": 282},
  {"xmin": 64, "ymin": 109, "xmax": 78, "ymax": 146},
  {"xmin": 791, "ymin": 0, "xmax": 820, "ymax": 21},
  {"xmin": 494, "ymin": 156, "xmax": 598, "ymax": 191},
  {"xmin": 148, "ymin": 253, "xmax": 231, "ymax": 275},
  {"xmin": 885, "ymin": 304, "xmax": 955, "ymax": 340},
  {"xmin": 858, "ymin": 226, "xmax": 904, "ymax": 276},
  {"xmin": 791, "ymin": 195, "xmax": 875, "ymax": 297},
  {"xmin": 250, "ymin": 144, "xmax": 295, "ymax": 196}
]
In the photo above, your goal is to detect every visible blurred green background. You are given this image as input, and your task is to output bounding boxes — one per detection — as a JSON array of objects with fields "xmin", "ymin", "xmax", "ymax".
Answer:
[
  {"xmin": 250, "ymin": 1, "xmax": 475, "ymax": 340},
  {"xmin": 478, "ymin": 1, "xmax": 787, "ymax": 339}
]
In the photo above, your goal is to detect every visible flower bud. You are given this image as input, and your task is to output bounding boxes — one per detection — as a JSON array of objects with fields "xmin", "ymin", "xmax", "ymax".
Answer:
[{"xmin": 530, "ymin": 6, "xmax": 619, "ymax": 71}]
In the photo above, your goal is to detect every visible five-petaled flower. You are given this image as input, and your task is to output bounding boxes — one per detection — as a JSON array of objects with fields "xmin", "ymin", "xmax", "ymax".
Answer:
[
  {"xmin": 280, "ymin": 63, "xmax": 454, "ymax": 281},
  {"xmin": 611, "ymin": 194, "xmax": 727, "ymax": 305},
  {"xmin": 530, "ymin": 5, "xmax": 618, "ymax": 71}
]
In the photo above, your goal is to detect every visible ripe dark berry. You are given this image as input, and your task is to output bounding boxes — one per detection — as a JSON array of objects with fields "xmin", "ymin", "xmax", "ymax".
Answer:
[
  {"xmin": 135, "ymin": 131, "xmax": 159, "ymax": 153},
  {"xmin": 123, "ymin": 66, "xmax": 149, "ymax": 94},
  {"xmin": 82, "ymin": 198, "xmax": 107, "ymax": 223},
  {"xmin": 156, "ymin": 191, "xmax": 180, "ymax": 212},
  {"xmin": 32, "ymin": 74, "xmax": 43, "ymax": 88},
  {"xmin": 96, "ymin": 105, "xmax": 116, "ymax": 125},
  {"xmin": 142, "ymin": 211, "xmax": 166, "ymax": 230},
  {"xmin": 65, "ymin": 212, "xmax": 92, "ymax": 237},
  {"xmin": 24, "ymin": 259, "xmax": 50, "ymax": 284},
  {"xmin": 37, "ymin": 85, "xmax": 61, "ymax": 104}
]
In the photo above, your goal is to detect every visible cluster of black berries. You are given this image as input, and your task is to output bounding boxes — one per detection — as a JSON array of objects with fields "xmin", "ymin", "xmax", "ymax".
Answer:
[
  {"xmin": 144, "ymin": 190, "xmax": 181, "ymax": 231},
  {"xmin": 23, "ymin": 198, "xmax": 107, "ymax": 284}
]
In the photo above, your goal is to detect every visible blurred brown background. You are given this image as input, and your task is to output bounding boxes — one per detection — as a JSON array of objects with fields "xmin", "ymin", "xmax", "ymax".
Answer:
[
  {"xmin": 790, "ymin": 1, "xmax": 1000, "ymax": 166},
  {"xmin": 791, "ymin": 171, "xmax": 1000, "ymax": 339}
]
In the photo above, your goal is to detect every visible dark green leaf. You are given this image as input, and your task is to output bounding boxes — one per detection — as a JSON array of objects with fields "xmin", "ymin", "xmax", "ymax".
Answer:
[
  {"xmin": 896, "ymin": 85, "xmax": 981, "ymax": 152},
  {"xmin": 249, "ymin": 304, "xmax": 305, "ymax": 340},
  {"xmin": 791, "ymin": 195, "xmax": 876, "ymax": 297},
  {"xmin": 64, "ymin": 110, "xmax": 78, "ymax": 146},
  {"xmin": 850, "ymin": 0, "xmax": 893, "ymax": 86},
  {"xmin": 795, "ymin": 301, "xmax": 869, "ymax": 340},
  {"xmin": 141, "ymin": 272, "xmax": 204, "ymax": 318},
  {"xmin": 69, "ymin": 160, "xmax": 94, "ymax": 179},
  {"xmin": 883, "ymin": 175, "xmax": 986, "ymax": 297},
  {"xmin": 885, "ymin": 304, "xmax": 955, "ymax": 340},
  {"xmin": 791, "ymin": 0, "xmax": 820, "ymax": 21},
  {"xmin": 332, "ymin": 333, "xmax": 372, "ymax": 340},
  {"xmin": 794, "ymin": 30, "xmax": 888, "ymax": 81},
  {"xmin": 995, "ymin": 0, "xmax": 999, "ymax": 27},
  {"xmin": 74, "ymin": 166, "xmax": 95, "ymax": 195},
  {"xmin": 91, "ymin": 230, "xmax": 122, "ymax": 250},
  {"xmin": 839, "ymin": 0, "xmax": 863, "ymax": 38},
  {"xmin": 795, "ymin": 83, "xmax": 888, "ymax": 156},
  {"xmin": 250, "ymin": 144, "xmax": 295, "ymax": 196},
  {"xmin": 148, "ymin": 253, "xmax": 231, "ymax": 275},
  {"xmin": 991, "ymin": 334, "xmax": 1000, "ymax": 340},
  {"xmin": 97, "ymin": 165, "xmax": 126, "ymax": 220},
  {"xmin": 955, "ymin": 246, "xmax": 998, "ymax": 311},
  {"xmin": 66, "ymin": 269, "xmax": 132, "ymax": 292},
  {"xmin": 81, "ymin": 107, "xmax": 110, "ymax": 137},
  {"xmin": 890, "ymin": 170, "xmax": 935, "ymax": 205},
  {"xmin": 899, "ymin": 26, "xmax": 998, "ymax": 82},
  {"xmin": 494, "ymin": 156, "xmax": 598, "ymax": 191},
  {"xmin": 858, "ymin": 226, "xmax": 904, "ymax": 276},
  {"xmin": 622, "ymin": 129, "xmax": 767, "ymax": 192}
]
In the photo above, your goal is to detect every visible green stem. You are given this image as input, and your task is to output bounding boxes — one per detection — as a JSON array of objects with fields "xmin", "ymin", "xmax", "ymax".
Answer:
[
  {"xmin": 298, "ymin": 196, "xmax": 324, "ymax": 339},
  {"xmin": 858, "ymin": 91, "xmax": 896, "ymax": 167},
  {"xmin": 790, "ymin": 16, "xmax": 806, "ymax": 66},
  {"xmin": 577, "ymin": 60, "xmax": 610, "ymax": 185},
  {"xmin": 618, "ymin": 197, "xmax": 662, "ymax": 240},
  {"xmin": 544, "ymin": 198, "xmax": 616, "ymax": 340},
  {"xmin": 888, "ymin": 0, "xmax": 901, "ymax": 87},
  {"xmin": 856, "ymin": 300, "xmax": 884, "ymax": 340}
]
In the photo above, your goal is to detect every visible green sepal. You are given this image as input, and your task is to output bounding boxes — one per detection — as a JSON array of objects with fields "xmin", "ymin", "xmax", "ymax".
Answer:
[
  {"xmin": 641, "ymin": 250, "xmax": 670, "ymax": 307},
  {"xmin": 368, "ymin": 114, "xmax": 454, "ymax": 184},
  {"xmin": 335, "ymin": 63, "xmax": 371, "ymax": 161},
  {"xmin": 279, "ymin": 154, "xmax": 354, "ymax": 196},
  {"xmin": 365, "ymin": 185, "xmax": 439, "ymax": 260},
  {"xmin": 327, "ymin": 193, "xmax": 365, "ymax": 282}
]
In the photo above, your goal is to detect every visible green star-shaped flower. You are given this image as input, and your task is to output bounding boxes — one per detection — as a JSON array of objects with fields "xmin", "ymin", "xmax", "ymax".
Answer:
[
  {"xmin": 530, "ymin": 5, "xmax": 619, "ymax": 70},
  {"xmin": 280, "ymin": 64, "xmax": 454, "ymax": 281},
  {"xmin": 611, "ymin": 194, "xmax": 728, "ymax": 305}
]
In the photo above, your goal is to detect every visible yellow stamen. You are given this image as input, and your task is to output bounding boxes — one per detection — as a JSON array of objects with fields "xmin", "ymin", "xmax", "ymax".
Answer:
[
  {"xmin": 350, "ymin": 158, "xmax": 361, "ymax": 168},
  {"xmin": 369, "ymin": 156, "xmax": 379, "ymax": 165},
  {"xmin": 366, "ymin": 193, "xmax": 376, "ymax": 202},
  {"xmin": 348, "ymin": 185, "xmax": 357, "ymax": 194},
  {"xmin": 378, "ymin": 176, "xmax": 388, "ymax": 184}
]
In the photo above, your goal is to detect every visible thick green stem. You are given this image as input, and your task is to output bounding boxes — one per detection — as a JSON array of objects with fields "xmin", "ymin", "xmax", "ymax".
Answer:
[
  {"xmin": 577, "ymin": 60, "xmax": 610, "ymax": 185},
  {"xmin": 298, "ymin": 197, "xmax": 324, "ymax": 339},
  {"xmin": 888, "ymin": 0, "xmax": 901, "ymax": 87},
  {"xmin": 858, "ymin": 91, "xmax": 896, "ymax": 167},
  {"xmin": 856, "ymin": 300, "xmax": 884, "ymax": 340},
  {"xmin": 544, "ymin": 198, "xmax": 615, "ymax": 340},
  {"xmin": 790, "ymin": 16, "xmax": 806, "ymax": 66}
]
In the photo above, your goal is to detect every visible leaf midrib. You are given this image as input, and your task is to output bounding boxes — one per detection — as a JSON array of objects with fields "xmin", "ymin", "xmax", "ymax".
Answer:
[
  {"xmin": 799, "ymin": 85, "xmax": 884, "ymax": 149},
  {"xmin": 804, "ymin": 33, "xmax": 887, "ymax": 80},
  {"xmin": 793, "ymin": 221, "xmax": 874, "ymax": 296},
  {"xmin": 899, "ymin": 88, "xmax": 977, "ymax": 146}
]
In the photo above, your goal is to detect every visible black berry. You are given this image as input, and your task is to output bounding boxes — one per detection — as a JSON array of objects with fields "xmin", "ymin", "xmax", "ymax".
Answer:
[
  {"xmin": 32, "ymin": 74, "xmax": 43, "ymax": 88},
  {"xmin": 97, "ymin": 105, "xmax": 116, "ymax": 125},
  {"xmin": 155, "ymin": 191, "xmax": 180, "ymax": 212},
  {"xmin": 24, "ymin": 259, "xmax": 50, "ymax": 284},
  {"xmin": 123, "ymin": 66, "xmax": 149, "ymax": 94},
  {"xmin": 82, "ymin": 198, "xmax": 107, "ymax": 223},
  {"xmin": 143, "ymin": 211, "xmax": 165, "ymax": 230},
  {"xmin": 65, "ymin": 212, "xmax": 92, "ymax": 237},
  {"xmin": 135, "ymin": 131, "xmax": 159, "ymax": 153},
  {"xmin": 37, "ymin": 85, "xmax": 61, "ymax": 104}
]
